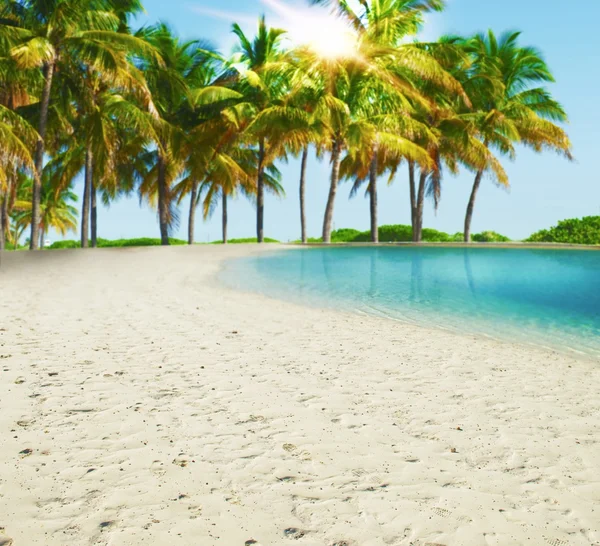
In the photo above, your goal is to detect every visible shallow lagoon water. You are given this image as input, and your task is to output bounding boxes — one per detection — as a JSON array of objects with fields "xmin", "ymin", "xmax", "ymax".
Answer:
[{"xmin": 221, "ymin": 247, "xmax": 600, "ymax": 359}]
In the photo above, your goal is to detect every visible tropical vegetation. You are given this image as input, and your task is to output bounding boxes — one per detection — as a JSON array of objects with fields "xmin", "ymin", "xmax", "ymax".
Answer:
[
  {"xmin": 0, "ymin": 0, "xmax": 573, "ymax": 251},
  {"xmin": 527, "ymin": 216, "xmax": 600, "ymax": 245}
]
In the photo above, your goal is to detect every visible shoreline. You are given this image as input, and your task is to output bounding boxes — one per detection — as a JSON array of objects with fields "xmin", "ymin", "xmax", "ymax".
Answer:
[
  {"xmin": 215, "ymin": 245, "xmax": 599, "ymax": 364},
  {"xmin": 291, "ymin": 241, "xmax": 600, "ymax": 251},
  {"xmin": 1, "ymin": 246, "xmax": 598, "ymax": 545},
  {"xmin": 2, "ymin": 240, "xmax": 599, "ymax": 254}
]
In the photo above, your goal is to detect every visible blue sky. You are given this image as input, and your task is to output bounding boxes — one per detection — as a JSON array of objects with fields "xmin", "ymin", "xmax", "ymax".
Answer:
[{"xmin": 54, "ymin": 0, "xmax": 600, "ymax": 242}]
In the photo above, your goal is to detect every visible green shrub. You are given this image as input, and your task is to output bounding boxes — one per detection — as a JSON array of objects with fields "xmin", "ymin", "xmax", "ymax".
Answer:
[
  {"xmin": 331, "ymin": 224, "xmax": 510, "ymax": 243},
  {"xmin": 421, "ymin": 228, "xmax": 452, "ymax": 242},
  {"xmin": 48, "ymin": 240, "xmax": 80, "ymax": 249},
  {"xmin": 472, "ymin": 231, "xmax": 511, "ymax": 243},
  {"xmin": 330, "ymin": 228, "xmax": 362, "ymax": 242},
  {"xmin": 526, "ymin": 216, "xmax": 600, "ymax": 245}
]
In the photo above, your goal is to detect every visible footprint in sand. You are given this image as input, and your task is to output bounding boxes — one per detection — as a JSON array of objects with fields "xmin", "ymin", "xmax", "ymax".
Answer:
[
  {"xmin": 225, "ymin": 492, "xmax": 242, "ymax": 506},
  {"xmin": 432, "ymin": 507, "xmax": 472, "ymax": 523},
  {"xmin": 172, "ymin": 457, "xmax": 189, "ymax": 468},
  {"xmin": 545, "ymin": 539, "xmax": 570, "ymax": 546},
  {"xmin": 16, "ymin": 420, "xmax": 33, "ymax": 428},
  {"xmin": 284, "ymin": 528, "xmax": 308, "ymax": 540},
  {"xmin": 187, "ymin": 505, "xmax": 203, "ymax": 519},
  {"xmin": 432, "ymin": 507, "xmax": 451, "ymax": 518},
  {"xmin": 150, "ymin": 460, "xmax": 166, "ymax": 477},
  {"xmin": 0, "ymin": 527, "xmax": 13, "ymax": 546}
]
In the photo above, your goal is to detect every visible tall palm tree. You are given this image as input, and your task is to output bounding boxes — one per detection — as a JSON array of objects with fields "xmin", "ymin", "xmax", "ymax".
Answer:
[
  {"xmin": 42, "ymin": 90, "xmax": 160, "ymax": 247},
  {"xmin": 294, "ymin": 35, "xmax": 449, "ymax": 243},
  {"xmin": 278, "ymin": 81, "xmax": 327, "ymax": 244},
  {"xmin": 0, "ymin": 0, "xmax": 156, "ymax": 249},
  {"xmin": 461, "ymin": 30, "xmax": 572, "ymax": 241},
  {"xmin": 136, "ymin": 23, "xmax": 228, "ymax": 245},
  {"xmin": 230, "ymin": 16, "xmax": 289, "ymax": 243},
  {"xmin": 300, "ymin": 0, "xmax": 467, "ymax": 244},
  {"xmin": 173, "ymin": 66, "xmax": 245, "ymax": 245},
  {"xmin": 0, "ymin": 104, "xmax": 38, "ymax": 250},
  {"xmin": 340, "ymin": 78, "xmax": 435, "ymax": 243},
  {"xmin": 403, "ymin": 36, "xmax": 508, "ymax": 242},
  {"xmin": 0, "ymin": 53, "xmax": 40, "ymax": 250}
]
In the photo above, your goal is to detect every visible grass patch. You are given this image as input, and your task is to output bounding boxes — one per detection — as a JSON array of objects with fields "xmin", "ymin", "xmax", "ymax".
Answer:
[
  {"xmin": 48, "ymin": 237, "xmax": 187, "ymax": 249},
  {"xmin": 210, "ymin": 237, "xmax": 280, "ymax": 244}
]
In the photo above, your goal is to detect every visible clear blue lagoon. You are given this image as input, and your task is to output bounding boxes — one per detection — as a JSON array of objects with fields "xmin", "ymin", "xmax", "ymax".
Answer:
[{"xmin": 221, "ymin": 247, "xmax": 600, "ymax": 359}]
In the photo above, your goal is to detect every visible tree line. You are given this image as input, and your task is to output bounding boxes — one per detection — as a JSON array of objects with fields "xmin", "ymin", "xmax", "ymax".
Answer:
[{"xmin": 0, "ymin": 0, "xmax": 572, "ymax": 251}]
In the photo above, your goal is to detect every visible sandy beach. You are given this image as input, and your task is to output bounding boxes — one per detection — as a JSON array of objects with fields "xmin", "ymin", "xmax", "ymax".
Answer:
[{"xmin": 0, "ymin": 245, "xmax": 598, "ymax": 546}]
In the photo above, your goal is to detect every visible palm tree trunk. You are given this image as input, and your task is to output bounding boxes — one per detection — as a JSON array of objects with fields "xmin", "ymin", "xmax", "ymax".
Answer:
[
  {"xmin": 414, "ymin": 170, "xmax": 427, "ymax": 242},
  {"xmin": 39, "ymin": 228, "xmax": 45, "ymax": 249},
  {"xmin": 0, "ymin": 181, "xmax": 8, "ymax": 251},
  {"xmin": 322, "ymin": 140, "xmax": 342, "ymax": 244},
  {"xmin": 0, "ymin": 192, "xmax": 5, "ymax": 252},
  {"xmin": 256, "ymin": 138, "xmax": 265, "ymax": 243},
  {"xmin": 299, "ymin": 146, "xmax": 308, "ymax": 244},
  {"xmin": 15, "ymin": 225, "xmax": 24, "ymax": 250},
  {"xmin": 222, "ymin": 192, "xmax": 228, "ymax": 245},
  {"xmin": 157, "ymin": 152, "xmax": 169, "ymax": 246},
  {"xmin": 91, "ymin": 181, "xmax": 97, "ymax": 248},
  {"xmin": 408, "ymin": 161, "xmax": 417, "ymax": 237},
  {"xmin": 30, "ymin": 61, "xmax": 55, "ymax": 251},
  {"xmin": 369, "ymin": 149, "xmax": 379, "ymax": 243},
  {"xmin": 81, "ymin": 147, "xmax": 92, "ymax": 248},
  {"xmin": 464, "ymin": 169, "xmax": 484, "ymax": 243},
  {"xmin": 188, "ymin": 182, "xmax": 197, "ymax": 245}
]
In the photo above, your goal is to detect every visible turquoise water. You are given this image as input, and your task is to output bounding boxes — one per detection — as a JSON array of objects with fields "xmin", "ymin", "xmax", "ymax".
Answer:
[{"xmin": 221, "ymin": 247, "xmax": 600, "ymax": 359}]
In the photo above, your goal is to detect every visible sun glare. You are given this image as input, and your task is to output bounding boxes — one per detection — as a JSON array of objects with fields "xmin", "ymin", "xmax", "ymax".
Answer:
[
  {"xmin": 306, "ymin": 22, "xmax": 358, "ymax": 60},
  {"xmin": 262, "ymin": 0, "xmax": 359, "ymax": 59}
]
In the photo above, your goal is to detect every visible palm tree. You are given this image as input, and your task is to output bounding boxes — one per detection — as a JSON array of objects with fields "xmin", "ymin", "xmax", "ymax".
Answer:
[
  {"xmin": 136, "ymin": 23, "xmax": 228, "ymax": 245},
  {"xmin": 300, "ymin": 0, "xmax": 468, "ymax": 244},
  {"xmin": 293, "ymin": 39, "xmax": 442, "ymax": 243},
  {"xmin": 42, "ymin": 90, "xmax": 160, "ymax": 248},
  {"xmin": 280, "ymin": 82, "xmax": 327, "ymax": 244},
  {"xmin": 0, "ymin": 0, "xmax": 156, "ymax": 249},
  {"xmin": 0, "ymin": 53, "xmax": 40, "ymax": 250},
  {"xmin": 402, "ymin": 36, "xmax": 509, "ymax": 242},
  {"xmin": 230, "ymin": 16, "xmax": 289, "ymax": 243},
  {"xmin": 340, "ymin": 78, "xmax": 435, "ymax": 243},
  {"xmin": 461, "ymin": 31, "xmax": 572, "ymax": 242},
  {"xmin": 0, "ymin": 105, "xmax": 38, "ymax": 250},
  {"xmin": 195, "ymin": 147, "xmax": 261, "ymax": 244},
  {"xmin": 12, "ymin": 176, "xmax": 78, "ymax": 248},
  {"xmin": 174, "ymin": 69, "xmax": 247, "ymax": 245}
]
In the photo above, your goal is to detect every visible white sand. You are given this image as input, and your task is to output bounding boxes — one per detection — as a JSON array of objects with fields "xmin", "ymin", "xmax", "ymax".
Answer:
[{"xmin": 0, "ymin": 245, "xmax": 598, "ymax": 546}]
